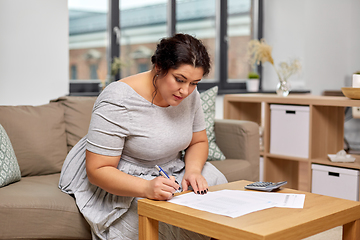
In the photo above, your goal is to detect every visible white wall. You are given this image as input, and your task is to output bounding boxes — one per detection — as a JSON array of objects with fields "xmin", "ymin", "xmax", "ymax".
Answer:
[
  {"xmin": 262, "ymin": 0, "xmax": 360, "ymax": 95},
  {"xmin": 0, "ymin": 0, "xmax": 69, "ymax": 106}
]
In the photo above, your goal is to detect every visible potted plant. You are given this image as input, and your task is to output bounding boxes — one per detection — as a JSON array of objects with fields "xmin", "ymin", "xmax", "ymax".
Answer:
[
  {"xmin": 246, "ymin": 72, "xmax": 260, "ymax": 92},
  {"xmin": 248, "ymin": 72, "xmax": 260, "ymax": 79},
  {"xmin": 247, "ymin": 39, "xmax": 301, "ymax": 96}
]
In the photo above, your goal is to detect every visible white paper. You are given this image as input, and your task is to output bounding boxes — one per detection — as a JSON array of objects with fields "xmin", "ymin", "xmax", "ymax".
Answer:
[
  {"xmin": 218, "ymin": 190, "xmax": 305, "ymax": 208},
  {"xmin": 168, "ymin": 189, "xmax": 305, "ymax": 218}
]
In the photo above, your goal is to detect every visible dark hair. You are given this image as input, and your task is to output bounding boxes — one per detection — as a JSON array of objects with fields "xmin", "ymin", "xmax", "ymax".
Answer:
[
  {"xmin": 150, "ymin": 33, "xmax": 211, "ymax": 102},
  {"xmin": 151, "ymin": 33, "xmax": 211, "ymax": 76}
]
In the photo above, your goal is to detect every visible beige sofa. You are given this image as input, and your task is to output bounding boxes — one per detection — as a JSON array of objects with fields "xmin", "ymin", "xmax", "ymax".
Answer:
[{"xmin": 0, "ymin": 96, "xmax": 259, "ymax": 240}]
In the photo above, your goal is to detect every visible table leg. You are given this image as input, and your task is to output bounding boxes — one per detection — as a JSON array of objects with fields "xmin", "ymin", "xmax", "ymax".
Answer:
[
  {"xmin": 139, "ymin": 215, "xmax": 159, "ymax": 240},
  {"xmin": 343, "ymin": 219, "xmax": 360, "ymax": 240}
]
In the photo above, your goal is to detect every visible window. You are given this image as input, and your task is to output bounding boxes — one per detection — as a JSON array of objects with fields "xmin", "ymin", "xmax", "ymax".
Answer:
[
  {"xmin": 227, "ymin": 0, "xmax": 252, "ymax": 81},
  {"xmin": 118, "ymin": 0, "xmax": 167, "ymax": 79},
  {"xmin": 68, "ymin": 1, "xmax": 108, "ymax": 81},
  {"xmin": 175, "ymin": 0, "xmax": 216, "ymax": 83},
  {"xmin": 68, "ymin": 0, "xmax": 263, "ymax": 94}
]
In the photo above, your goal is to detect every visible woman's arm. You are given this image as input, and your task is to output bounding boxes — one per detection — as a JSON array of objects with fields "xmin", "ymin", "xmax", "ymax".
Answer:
[
  {"xmin": 181, "ymin": 129, "xmax": 209, "ymax": 194},
  {"xmin": 85, "ymin": 150, "xmax": 180, "ymax": 200}
]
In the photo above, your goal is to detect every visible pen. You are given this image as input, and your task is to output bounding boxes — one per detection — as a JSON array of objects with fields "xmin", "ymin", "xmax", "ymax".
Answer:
[{"xmin": 155, "ymin": 165, "xmax": 182, "ymax": 192}]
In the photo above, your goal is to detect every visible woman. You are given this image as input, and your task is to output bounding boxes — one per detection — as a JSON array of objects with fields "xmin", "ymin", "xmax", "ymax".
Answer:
[{"xmin": 59, "ymin": 33, "xmax": 227, "ymax": 240}]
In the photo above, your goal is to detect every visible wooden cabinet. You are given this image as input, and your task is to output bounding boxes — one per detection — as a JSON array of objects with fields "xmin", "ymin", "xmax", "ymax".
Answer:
[{"xmin": 224, "ymin": 94, "xmax": 360, "ymax": 194}]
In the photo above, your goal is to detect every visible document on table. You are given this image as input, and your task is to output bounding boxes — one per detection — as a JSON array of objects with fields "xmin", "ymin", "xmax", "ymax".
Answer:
[{"xmin": 168, "ymin": 189, "xmax": 305, "ymax": 218}]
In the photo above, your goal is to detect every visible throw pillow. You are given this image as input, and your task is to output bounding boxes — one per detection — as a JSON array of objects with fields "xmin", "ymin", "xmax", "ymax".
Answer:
[
  {"xmin": 51, "ymin": 96, "xmax": 96, "ymax": 153},
  {"xmin": 0, "ymin": 103, "xmax": 67, "ymax": 177},
  {"xmin": 0, "ymin": 124, "xmax": 21, "ymax": 187},
  {"xmin": 200, "ymin": 86, "xmax": 226, "ymax": 161}
]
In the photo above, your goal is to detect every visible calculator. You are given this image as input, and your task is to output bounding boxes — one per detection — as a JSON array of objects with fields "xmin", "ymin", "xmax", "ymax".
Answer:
[{"xmin": 244, "ymin": 181, "xmax": 287, "ymax": 192}]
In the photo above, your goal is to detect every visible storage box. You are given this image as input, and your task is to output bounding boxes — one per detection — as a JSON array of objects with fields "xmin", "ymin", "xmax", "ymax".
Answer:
[
  {"xmin": 312, "ymin": 164, "xmax": 359, "ymax": 201},
  {"xmin": 270, "ymin": 104, "xmax": 309, "ymax": 158}
]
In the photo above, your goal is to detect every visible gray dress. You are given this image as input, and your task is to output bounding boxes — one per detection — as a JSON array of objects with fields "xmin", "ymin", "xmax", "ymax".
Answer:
[{"xmin": 59, "ymin": 82, "xmax": 227, "ymax": 240}]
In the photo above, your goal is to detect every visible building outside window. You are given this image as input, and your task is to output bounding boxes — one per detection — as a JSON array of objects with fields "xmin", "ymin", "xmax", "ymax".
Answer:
[
  {"xmin": 68, "ymin": 1, "xmax": 108, "ymax": 81},
  {"xmin": 118, "ymin": 0, "xmax": 167, "ymax": 79},
  {"xmin": 90, "ymin": 64, "xmax": 98, "ymax": 79},
  {"xmin": 227, "ymin": 0, "xmax": 252, "ymax": 81},
  {"xmin": 138, "ymin": 63, "xmax": 150, "ymax": 73},
  {"xmin": 175, "ymin": 0, "xmax": 216, "ymax": 82},
  {"xmin": 70, "ymin": 65, "xmax": 77, "ymax": 80}
]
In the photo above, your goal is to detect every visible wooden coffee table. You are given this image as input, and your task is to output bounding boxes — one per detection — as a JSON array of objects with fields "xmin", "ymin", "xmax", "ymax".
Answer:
[{"xmin": 138, "ymin": 180, "xmax": 360, "ymax": 240}]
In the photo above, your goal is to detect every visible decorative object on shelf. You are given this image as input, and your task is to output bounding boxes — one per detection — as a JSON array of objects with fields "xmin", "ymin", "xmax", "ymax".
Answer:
[
  {"xmin": 247, "ymin": 39, "xmax": 301, "ymax": 97},
  {"xmin": 328, "ymin": 149, "xmax": 355, "ymax": 163},
  {"xmin": 276, "ymin": 80, "xmax": 291, "ymax": 97},
  {"xmin": 352, "ymin": 71, "xmax": 360, "ymax": 87},
  {"xmin": 341, "ymin": 71, "xmax": 360, "ymax": 99},
  {"xmin": 341, "ymin": 87, "xmax": 360, "ymax": 99},
  {"xmin": 246, "ymin": 72, "xmax": 260, "ymax": 92}
]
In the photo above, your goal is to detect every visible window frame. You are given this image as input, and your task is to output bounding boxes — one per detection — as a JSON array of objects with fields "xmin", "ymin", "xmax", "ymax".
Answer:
[{"xmin": 108, "ymin": 0, "xmax": 263, "ymax": 94}]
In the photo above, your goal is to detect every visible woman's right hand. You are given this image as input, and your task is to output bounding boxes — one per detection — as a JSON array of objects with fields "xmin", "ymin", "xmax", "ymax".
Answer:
[
  {"xmin": 86, "ymin": 150, "xmax": 180, "ymax": 200},
  {"xmin": 145, "ymin": 176, "xmax": 180, "ymax": 200}
]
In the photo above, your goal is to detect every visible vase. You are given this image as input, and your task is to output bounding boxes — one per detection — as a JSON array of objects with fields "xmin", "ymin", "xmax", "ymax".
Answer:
[{"xmin": 276, "ymin": 80, "xmax": 291, "ymax": 97}]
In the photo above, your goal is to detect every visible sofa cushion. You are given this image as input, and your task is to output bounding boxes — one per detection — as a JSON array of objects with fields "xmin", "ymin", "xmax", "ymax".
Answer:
[
  {"xmin": 51, "ymin": 96, "xmax": 96, "ymax": 152},
  {"xmin": 0, "ymin": 103, "xmax": 67, "ymax": 176},
  {"xmin": 0, "ymin": 124, "xmax": 21, "ymax": 187},
  {"xmin": 0, "ymin": 173, "xmax": 91, "ymax": 239},
  {"xmin": 214, "ymin": 119, "xmax": 260, "ymax": 182},
  {"xmin": 210, "ymin": 159, "xmax": 253, "ymax": 182},
  {"xmin": 200, "ymin": 86, "xmax": 226, "ymax": 161}
]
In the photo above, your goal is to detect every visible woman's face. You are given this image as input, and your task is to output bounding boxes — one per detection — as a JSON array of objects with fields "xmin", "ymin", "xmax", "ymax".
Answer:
[{"xmin": 155, "ymin": 64, "xmax": 204, "ymax": 107}]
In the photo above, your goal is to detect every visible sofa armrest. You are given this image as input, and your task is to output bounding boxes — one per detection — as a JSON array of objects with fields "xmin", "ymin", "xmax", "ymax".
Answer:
[{"xmin": 214, "ymin": 119, "xmax": 260, "ymax": 180}]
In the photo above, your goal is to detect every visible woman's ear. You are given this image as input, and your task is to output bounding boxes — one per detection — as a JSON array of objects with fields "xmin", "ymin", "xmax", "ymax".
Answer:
[
  {"xmin": 155, "ymin": 68, "xmax": 160, "ymax": 76},
  {"xmin": 154, "ymin": 64, "xmax": 162, "ymax": 75}
]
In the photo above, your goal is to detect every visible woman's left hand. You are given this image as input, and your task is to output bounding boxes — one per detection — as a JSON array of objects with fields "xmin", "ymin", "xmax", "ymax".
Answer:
[
  {"xmin": 181, "ymin": 130, "xmax": 209, "ymax": 194},
  {"xmin": 181, "ymin": 170, "xmax": 208, "ymax": 194}
]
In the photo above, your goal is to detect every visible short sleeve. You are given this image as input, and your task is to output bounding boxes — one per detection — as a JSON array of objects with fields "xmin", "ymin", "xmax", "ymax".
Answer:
[
  {"xmin": 192, "ymin": 90, "xmax": 206, "ymax": 132},
  {"xmin": 86, "ymin": 84, "xmax": 130, "ymax": 156}
]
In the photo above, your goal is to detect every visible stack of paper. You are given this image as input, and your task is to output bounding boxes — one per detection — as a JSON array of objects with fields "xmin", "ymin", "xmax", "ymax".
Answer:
[{"xmin": 168, "ymin": 189, "xmax": 305, "ymax": 218}]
